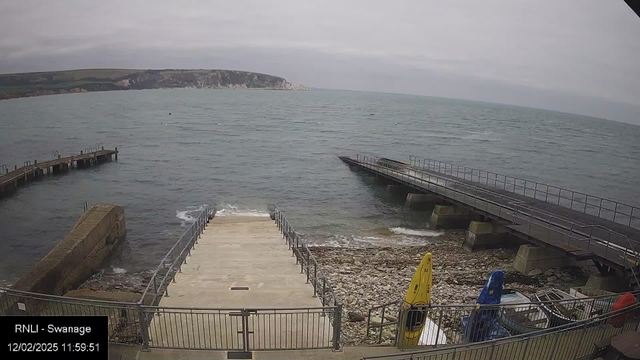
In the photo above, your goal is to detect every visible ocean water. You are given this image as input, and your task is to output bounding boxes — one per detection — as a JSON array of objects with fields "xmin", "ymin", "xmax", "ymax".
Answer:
[{"xmin": 1, "ymin": 89, "xmax": 639, "ymax": 283}]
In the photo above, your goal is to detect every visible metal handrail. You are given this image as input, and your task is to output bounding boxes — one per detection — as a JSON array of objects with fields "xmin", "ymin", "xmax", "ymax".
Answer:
[
  {"xmin": 272, "ymin": 205, "xmax": 341, "ymax": 307},
  {"xmin": 272, "ymin": 205, "xmax": 342, "ymax": 350},
  {"xmin": 364, "ymin": 302, "xmax": 640, "ymax": 359},
  {"xmin": 365, "ymin": 288, "xmax": 640, "ymax": 344},
  {"xmin": 139, "ymin": 205, "xmax": 214, "ymax": 305},
  {"xmin": 0, "ymin": 286, "xmax": 139, "ymax": 306},
  {"xmin": 354, "ymin": 155, "xmax": 639, "ymax": 270},
  {"xmin": 408, "ymin": 155, "xmax": 639, "ymax": 228},
  {"xmin": 369, "ymin": 289, "xmax": 640, "ymax": 313}
]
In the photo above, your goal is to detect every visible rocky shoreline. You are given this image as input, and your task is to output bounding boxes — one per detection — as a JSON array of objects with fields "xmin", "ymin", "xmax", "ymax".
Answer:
[
  {"xmin": 309, "ymin": 230, "xmax": 598, "ymax": 345},
  {"xmin": 70, "ymin": 229, "xmax": 599, "ymax": 346}
]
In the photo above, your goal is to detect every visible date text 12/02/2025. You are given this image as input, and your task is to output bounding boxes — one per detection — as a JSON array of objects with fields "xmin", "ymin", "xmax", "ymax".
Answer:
[
  {"xmin": 2, "ymin": 316, "xmax": 107, "ymax": 360},
  {"xmin": 7, "ymin": 342, "xmax": 100, "ymax": 353}
]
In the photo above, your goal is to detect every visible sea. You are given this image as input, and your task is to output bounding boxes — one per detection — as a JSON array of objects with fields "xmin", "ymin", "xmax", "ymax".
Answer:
[{"xmin": 1, "ymin": 89, "xmax": 639, "ymax": 284}]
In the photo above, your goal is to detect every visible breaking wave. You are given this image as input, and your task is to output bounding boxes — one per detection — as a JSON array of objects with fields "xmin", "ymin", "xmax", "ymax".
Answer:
[
  {"xmin": 175, "ymin": 204, "xmax": 209, "ymax": 226},
  {"xmin": 389, "ymin": 227, "xmax": 443, "ymax": 237},
  {"xmin": 215, "ymin": 204, "xmax": 269, "ymax": 217}
]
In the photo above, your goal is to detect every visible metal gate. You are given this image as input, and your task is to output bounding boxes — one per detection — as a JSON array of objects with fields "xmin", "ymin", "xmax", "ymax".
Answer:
[{"xmin": 143, "ymin": 306, "xmax": 341, "ymax": 351}]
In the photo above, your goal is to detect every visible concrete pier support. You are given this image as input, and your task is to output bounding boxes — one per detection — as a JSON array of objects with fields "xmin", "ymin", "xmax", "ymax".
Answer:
[
  {"xmin": 405, "ymin": 193, "xmax": 440, "ymax": 210},
  {"xmin": 373, "ymin": 176, "xmax": 394, "ymax": 185},
  {"xmin": 387, "ymin": 184, "xmax": 409, "ymax": 197},
  {"xmin": 513, "ymin": 245, "xmax": 571, "ymax": 273},
  {"xmin": 430, "ymin": 205, "xmax": 480, "ymax": 229},
  {"xmin": 585, "ymin": 274, "xmax": 629, "ymax": 292},
  {"xmin": 463, "ymin": 221, "xmax": 508, "ymax": 252}
]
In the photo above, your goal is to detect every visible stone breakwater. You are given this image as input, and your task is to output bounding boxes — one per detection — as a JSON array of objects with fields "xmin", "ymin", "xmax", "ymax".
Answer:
[{"xmin": 309, "ymin": 230, "xmax": 597, "ymax": 345}]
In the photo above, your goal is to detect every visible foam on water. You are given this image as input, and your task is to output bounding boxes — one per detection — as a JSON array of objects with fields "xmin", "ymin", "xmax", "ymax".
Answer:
[
  {"xmin": 112, "ymin": 267, "xmax": 127, "ymax": 274},
  {"xmin": 389, "ymin": 227, "xmax": 443, "ymax": 237},
  {"xmin": 215, "ymin": 204, "xmax": 270, "ymax": 217},
  {"xmin": 176, "ymin": 204, "xmax": 209, "ymax": 225},
  {"xmin": 307, "ymin": 233, "xmax": 433, "ymax": 248}
]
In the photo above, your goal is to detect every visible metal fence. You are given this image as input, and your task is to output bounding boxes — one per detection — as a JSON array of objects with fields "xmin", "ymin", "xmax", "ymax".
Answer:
[
  {"xmin": 0, "ymin": 203, "xmax": 343, "ymax": 352},
  {"xmin": 273, "ymin": 205, "xmax": 341, "ymax": 309},
  {"xmin": 366, "ymin": 290, "xmax": 640, "ymax": 349},
  {"xmin": 272, "ymin": 205, "xmax": 343, "ymax": 350},
  {"xmin": 0, "ymin": 287, "xmax": 144, "ymax": 344},
  {"xmin": 363, "ymin": 302, "xmax": 640, "ymax": 360},
  {"xmin": 408, "ymin": 155, "xmax": 640, "ymax": 229},
  {"xmin": 0, "ymin": 287, "xmax": 340, "ymax": 351},
  {"xmin": 353, "ymin": 155, "xmax": 640, "ymax": 278},
  {"xmin": 142, "ymin": 305, "xmax": 338, "ymax": 351},
  {"xmin": 139, "ymin": 205, "xmax": 214, "ymax": 306}
]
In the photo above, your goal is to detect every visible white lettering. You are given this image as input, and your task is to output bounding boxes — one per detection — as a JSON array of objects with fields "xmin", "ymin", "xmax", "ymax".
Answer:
[{"xmin": 47, "ymin": 324, "xmax": 91, "ymax": 336}]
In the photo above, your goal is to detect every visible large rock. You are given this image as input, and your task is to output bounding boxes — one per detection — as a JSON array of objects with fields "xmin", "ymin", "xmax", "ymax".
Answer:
[
  {"xmin": 348, "ymin": 311, "xmax": 366, "ymax": 322},
  {"xmin": 528, "ymin": 269, "xmax": 543, "ymax": 276}
]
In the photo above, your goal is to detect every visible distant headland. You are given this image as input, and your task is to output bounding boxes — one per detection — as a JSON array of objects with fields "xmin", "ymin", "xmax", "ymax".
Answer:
[{"xmin": 0, "ymin": 69, "xmax": 308, "ymax": 100}]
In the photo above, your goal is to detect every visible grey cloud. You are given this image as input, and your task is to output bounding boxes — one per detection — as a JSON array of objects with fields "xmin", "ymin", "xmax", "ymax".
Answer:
[{"xmin": 0, "ymin": 0, "xmax": 638, "ymax": 124}]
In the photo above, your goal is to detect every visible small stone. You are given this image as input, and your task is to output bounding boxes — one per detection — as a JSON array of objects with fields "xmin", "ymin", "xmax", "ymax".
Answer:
[
  {"xmin": 385, "ymin": 315, "xmax": 398, "ymax": 323},
  {"xmin": 528, "ymin": 269, "xmax": 543, "ymax": 276},
  {"xmin": 348, "ymin": 311, "xmax": 366, "ymax": 322},
  {"xmin": 544, "ymin": 269, "xmax": 555, "ymax": 276},
  {"xmin": 547, "ymin": 276, "xmax": 557, "ymax": 282}
]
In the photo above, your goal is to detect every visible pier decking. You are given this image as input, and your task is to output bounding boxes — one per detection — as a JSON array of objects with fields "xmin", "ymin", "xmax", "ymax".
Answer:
[
  {"xmin": 0, "ymin": 147, "xmax": 118, "ymax": 198},
  {"xmin": 147, "ymin": 215, "xmax": 333, "ymax": 351},
  {"xmin": 158, "ymin": 216, "xmax": 322, "ymax": 308},
  {"xmin": 340, "ymin": 155, "xmax": 640, "ymax": 288}
]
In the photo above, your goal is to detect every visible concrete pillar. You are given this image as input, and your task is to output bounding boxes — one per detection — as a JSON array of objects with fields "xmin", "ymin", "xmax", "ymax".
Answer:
[
  {"xmin": 405, "ymin": 193, "xmax": 440, "ymax": 210},
  {"xmin": 585, "ymin": 274, "xmax": 629, "ymax": 293},
  {"xmin": 512, "ymin": 245, "xmax": 572, "ymax": 273},
  {"xmin": 373, "ymin": 175, "xmax": 394, "ymax": 185},
  {"xmin": 430, "ymin": 205, "xmax": 480, "ymax": 229},
  {"xmin": 463, "ymin": 221, "xmax": 508, "ymax": 252},
  {"xmin": 387, "ymin": 184, "xmax": 409, "ymax": 197}
]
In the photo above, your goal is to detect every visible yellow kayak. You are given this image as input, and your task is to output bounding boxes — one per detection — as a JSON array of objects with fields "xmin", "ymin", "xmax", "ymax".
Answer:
[{"xmin": 402, "ymin": 252, "xmax": 433, "ymax": 346}]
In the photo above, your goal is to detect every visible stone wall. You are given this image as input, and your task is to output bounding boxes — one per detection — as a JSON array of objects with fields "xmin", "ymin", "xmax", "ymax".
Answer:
[{"xmin": 12, "ymin": 204, "xmax": 126, "ymax": 295}]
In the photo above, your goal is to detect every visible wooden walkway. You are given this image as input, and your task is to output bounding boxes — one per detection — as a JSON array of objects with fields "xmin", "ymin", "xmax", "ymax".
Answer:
[
  {"xmin": 0, "ymin": 148, "xmax": 117, "ymax": 197},
  {"xmin": 340, "ymin": 155, "xmax": 640, "ymax": 275}
]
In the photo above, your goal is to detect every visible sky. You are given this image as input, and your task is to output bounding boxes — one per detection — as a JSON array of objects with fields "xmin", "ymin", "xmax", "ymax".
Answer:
[{"xmin": 1, "ymin": 0, "xmax": 639, "ymax": 124}]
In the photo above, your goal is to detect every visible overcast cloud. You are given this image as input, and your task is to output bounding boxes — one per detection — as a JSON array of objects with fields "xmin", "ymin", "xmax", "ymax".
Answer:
[{"xmin": 1, "ymin": 0, "xmax": 639, "ymax": 124}]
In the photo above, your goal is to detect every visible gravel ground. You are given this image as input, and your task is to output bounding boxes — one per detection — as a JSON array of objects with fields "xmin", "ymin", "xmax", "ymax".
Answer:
[{"xmin": 310, "ymin": 230, "xmax": 598, "ymax": 345}]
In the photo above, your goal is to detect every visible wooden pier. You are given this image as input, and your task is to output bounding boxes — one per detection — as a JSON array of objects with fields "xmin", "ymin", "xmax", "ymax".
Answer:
[{"xmin": 0, "ymin": 147, "xmax": 118, "ymax": 198}]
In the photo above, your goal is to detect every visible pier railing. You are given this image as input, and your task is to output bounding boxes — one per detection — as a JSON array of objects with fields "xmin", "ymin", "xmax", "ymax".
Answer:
[
  {"xmin": 272, "ymin": 205, "xmax": 343, "ymax": 351},
  {"xmin": 408, "ymin": 155, "xmax": 640, "ymax": 229},
  {"xmin": 272, "ymin": 206, "xmax": 341, "ymax": 309},
  {"xmin": 139, "ymin": 205, "xmax": 214, "ymax": 306},
  {"xmin": 363, "ymin": 302, "xmax": 640, "ymax": 360}
]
